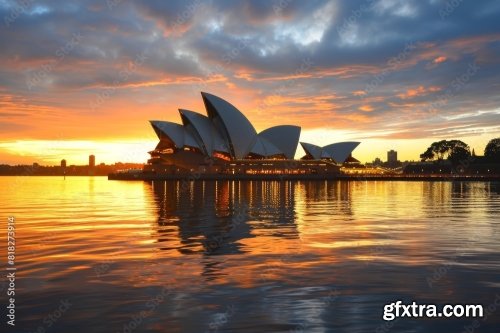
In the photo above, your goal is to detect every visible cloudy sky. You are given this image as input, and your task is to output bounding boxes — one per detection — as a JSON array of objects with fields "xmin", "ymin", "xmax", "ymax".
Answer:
[{"xmin": 1, "ymin": 0, "xmax": 499, "ymax": 164}]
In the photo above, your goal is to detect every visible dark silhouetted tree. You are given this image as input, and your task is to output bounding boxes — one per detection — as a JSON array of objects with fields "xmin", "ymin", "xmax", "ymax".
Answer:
[
  {"xmin": 484, "ymin": 138, "xmax": 500, "ymax": 163},
  {"xmin": 420, "ymin": 140, "xmax": 447, "ymax": 161},
  {"xmin": 420, "ymin": 140, "xmax": 470, "ymax": 164},
  {"xmin": 449, "ymin": 146, "xmax": 471, "ymax": 165},
  {"xmin": 420, "ymin": 148, "xmax": 435, "ymax": 161},
  {"xmin": 447, "ymin": 140, "xmax": 471, "ymax": 165}
]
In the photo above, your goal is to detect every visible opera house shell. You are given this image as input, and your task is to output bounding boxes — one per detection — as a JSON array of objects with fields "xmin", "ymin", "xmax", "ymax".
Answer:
[{"xmin": 145, "ymin": 92, "xmax": 360, "ymax": 176}]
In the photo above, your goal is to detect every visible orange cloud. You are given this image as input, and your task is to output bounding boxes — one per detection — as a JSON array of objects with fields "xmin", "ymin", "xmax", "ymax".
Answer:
[
  {"xmin": 397, "ymin": 86, "xmax": 441, "ymax": 99},
  {"xmin": 353, "ymin": 90, "xmax": 367, "ymax": 96},
  {"xmin": 366, "ymin": 33, "xmax": 500, "ymax": 75},
  {"xmin": 234, "ymin": 65, "xmax": 379, "ymax": 82},
  {"xmin": 433, "ymin": 56, "xmax": 447, "ymax": 64},
  {"xmin": 448, "ymin": 33, "xmax": 500, "ymax": 51},
  {"xmin": 359, "ymin": 105, "xmax": 374, "ymax": 112},
  {"xmin": 234, "ymin": 72, "xmax": 254, "ymax": 81}
]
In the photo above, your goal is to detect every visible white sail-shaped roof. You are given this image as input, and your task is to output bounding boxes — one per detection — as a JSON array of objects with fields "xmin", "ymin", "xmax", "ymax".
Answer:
[
  {"xmin": 300, "ymin": 142, "xmax": 323, "ymax": 159},
  {"xmin": 201, "ymin": 92, "xmax": 257, "ymax": 159},
  {"xmin": 259, "ymin": 125, "xmax": 301, "ymax": 159},
  {"xmin": 150, "ymin": 120, "xmax": 201, "ymax": 150},
  {"xmin": 179, "ymin": 109, "xmax": 228, "ymax": 155},
  {"xmin": 150, "ymin": 121, "xmax": 185, "ymax": 148},
  {"xmin": 183, "ymin": 129, "xmax": 201, "ymax": 149},
  {"xmin": 321, "ymin": 150, "xmax": 333, "ymax": 159},
  {"xmin": 322, "ymin": 142, "xmax": 360, "ymax": 163},
  {"xmin": 301, "ymin": 141, "xmax": 360, "ymax": 162},
  {"xmin": 250, "ymin": 136, "xmax": 282, "ymax": 157}
]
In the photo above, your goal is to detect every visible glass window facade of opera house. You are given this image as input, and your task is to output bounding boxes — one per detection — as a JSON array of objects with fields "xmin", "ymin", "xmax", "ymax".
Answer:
[{"xmin": 145, "ymin": 92, "xmax": 361, "ymax": 176}]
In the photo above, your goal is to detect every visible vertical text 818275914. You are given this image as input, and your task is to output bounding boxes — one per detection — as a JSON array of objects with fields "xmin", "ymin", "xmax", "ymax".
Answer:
[{"xmin": 6, "ymin": 216, "xmax": 16, "ymax": 327}]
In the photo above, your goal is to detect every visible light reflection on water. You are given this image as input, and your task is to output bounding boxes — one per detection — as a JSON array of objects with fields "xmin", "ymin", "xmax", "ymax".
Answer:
[{"xmin": 1, "ymin": 177, "xmax": 499, "ymax": 333}]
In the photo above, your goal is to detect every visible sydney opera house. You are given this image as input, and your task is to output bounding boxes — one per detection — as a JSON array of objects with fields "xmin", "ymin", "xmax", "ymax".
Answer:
[{"xmin": 144, "ymin": 92, "xmax": 360, "ymax": 177}]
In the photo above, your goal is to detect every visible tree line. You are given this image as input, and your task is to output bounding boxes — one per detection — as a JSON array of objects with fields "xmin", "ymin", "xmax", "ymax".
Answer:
[{"xmin": 420, "ymin": 137, "xmax": 500, "ymax": 164}]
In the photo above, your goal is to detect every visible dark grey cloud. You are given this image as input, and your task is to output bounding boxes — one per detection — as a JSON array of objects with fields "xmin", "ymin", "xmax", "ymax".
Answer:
[{"xmin": 0, "ymin": 0, "xmax": 499, "ymax": 140}]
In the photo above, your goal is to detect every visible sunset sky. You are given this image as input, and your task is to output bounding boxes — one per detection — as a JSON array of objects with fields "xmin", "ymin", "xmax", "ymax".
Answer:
[{"xmin": 1, "ymin": 0, "xmax": 499, "ymax": 165}]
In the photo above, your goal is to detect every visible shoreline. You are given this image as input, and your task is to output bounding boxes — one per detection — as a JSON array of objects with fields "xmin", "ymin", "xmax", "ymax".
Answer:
[{"xmin": 107, "ymin": 173, "xmax": 500, "ymax": 182}]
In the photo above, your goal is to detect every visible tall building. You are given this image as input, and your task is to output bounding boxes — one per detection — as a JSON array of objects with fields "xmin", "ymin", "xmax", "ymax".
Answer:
[
  {"xmin": 61, "ymin": 159, "xmax": 67, "ymax": 168},
  {"xmin": 387, "ymin": 150, "xmax": 397, "ymax": 165},
  {"xmin": 89, "ymin": 155, "xmax": 95, "ymax": 167}
]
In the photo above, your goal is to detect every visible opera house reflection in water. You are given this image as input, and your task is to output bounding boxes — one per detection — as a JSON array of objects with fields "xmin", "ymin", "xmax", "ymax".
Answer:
[
  {"xmin": 151, "ymin": 180, "xmax": 302, "ymax": 255},
  {"xmin": 149, "ymin": 180, "xmax": 358, "ymax": 255}
]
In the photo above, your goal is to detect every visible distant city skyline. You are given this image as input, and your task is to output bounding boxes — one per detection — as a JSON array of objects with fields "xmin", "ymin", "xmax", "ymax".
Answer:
[{"xmin": 0, "ymin": 1, "xmax": 499, "ymax": 164}]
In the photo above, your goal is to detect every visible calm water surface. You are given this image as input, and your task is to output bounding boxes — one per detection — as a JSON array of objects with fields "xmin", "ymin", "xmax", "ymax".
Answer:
[{"xmin": 1, "ymin": 177, "xmax": 499, "ymax": 333}]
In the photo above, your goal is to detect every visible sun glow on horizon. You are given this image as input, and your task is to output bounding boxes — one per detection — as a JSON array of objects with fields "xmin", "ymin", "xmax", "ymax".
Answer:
[
  {"xmin": 0, "ymin": 129, "xmax": 493, "ymax": 166},
  {"xmin": 0, "ymin": 140, "xmax": 154, "ymax": 165}
]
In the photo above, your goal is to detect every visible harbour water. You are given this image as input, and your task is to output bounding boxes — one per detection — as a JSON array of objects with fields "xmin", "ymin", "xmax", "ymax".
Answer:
[{"xmin": 1, "ymin": 177, "xmax": 499, "ymax": 332}]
